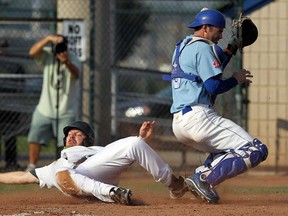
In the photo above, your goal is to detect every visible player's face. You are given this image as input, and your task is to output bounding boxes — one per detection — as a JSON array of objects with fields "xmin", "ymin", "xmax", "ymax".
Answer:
[
  {"xmin": 205, "ymin": 25, "xmax": 223, "ymax": 44},
  {"xmin": 66, "ymin": 129, "xmax": 87, "ymax": 147}
]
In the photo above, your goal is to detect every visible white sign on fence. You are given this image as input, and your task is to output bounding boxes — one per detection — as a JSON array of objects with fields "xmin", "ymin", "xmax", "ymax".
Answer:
[{"xmin": 63, "ymin": 20, "xmax": 86, "ymax": 62}]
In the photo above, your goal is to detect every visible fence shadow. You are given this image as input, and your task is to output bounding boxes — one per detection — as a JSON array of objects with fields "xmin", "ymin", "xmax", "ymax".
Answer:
[{"xmin": 276, "ymin": 118, "xmax": 288, "ymax": 173}]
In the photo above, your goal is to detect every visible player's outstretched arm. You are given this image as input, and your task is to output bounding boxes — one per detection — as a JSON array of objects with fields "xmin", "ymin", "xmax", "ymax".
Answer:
[
  {"xmin": 139, "ymin": 121, "xmax": 155, "ymax": 141},
  {"xmin": 0, "ymin": 171, "xmax": 39, "ymax": 184}
]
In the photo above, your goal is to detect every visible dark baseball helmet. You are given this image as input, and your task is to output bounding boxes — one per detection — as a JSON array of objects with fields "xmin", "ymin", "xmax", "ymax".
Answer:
[
  {"xmin": 188, "ymin": 9, "xmax": 226, "ymax": 29},
  {"xmin": 63, "ymin": 121, "xmax": 95, "ymax": 147}
]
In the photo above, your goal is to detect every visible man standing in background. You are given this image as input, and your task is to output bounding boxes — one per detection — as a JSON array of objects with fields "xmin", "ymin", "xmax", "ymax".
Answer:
[{"xmin": 26, "ymin": 34, "xmax": 81, "ymax": 171}]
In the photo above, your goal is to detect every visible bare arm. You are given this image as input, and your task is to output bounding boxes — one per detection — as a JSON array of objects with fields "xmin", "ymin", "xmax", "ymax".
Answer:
[
  {"xmin": 0, "ymin": 171, "xmax": 39, "ymax": 184},
  {"xmin": 29, "ymin": 35, "xmax": 63, "ymax": 58},
  {"xmin": 139, "ymin": 121, "xmax": 155, "ymax": 141},
  {"xmin": 29, "ymin": 35, "xmax": 79, "ymax": 78}
]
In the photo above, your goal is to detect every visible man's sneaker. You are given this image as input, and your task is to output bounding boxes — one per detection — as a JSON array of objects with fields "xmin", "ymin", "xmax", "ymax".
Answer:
[
  {"xmin": 169, "ymin": 176, "xmax": 189, "ymax": 199},
  {"xmin": 185, "ymin": 173, "xmax": 219, "ymax": 204},
  {"xmin": 109, "ymin": 187, "xmax": 132, "ymax": 205}
]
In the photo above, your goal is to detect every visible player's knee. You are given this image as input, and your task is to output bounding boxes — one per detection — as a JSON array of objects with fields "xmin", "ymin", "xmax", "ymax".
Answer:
[
  {"xmin": 248, "ymin": 139, "xmax": 268, "ymax": 167},
  {"xmin": 56, "ymin": 170, "xmax": 82, "ymax": 196},
  {"xmin": 128, "ymin": 137, "xmax": 147, "ymax": 149},
  {"xmin": 239, "ymin": 139, "xmax": 268, "ymax": 168},
  {"xmin": 253, "ymin": 138, "xmax": 268, "ymax": 161}
]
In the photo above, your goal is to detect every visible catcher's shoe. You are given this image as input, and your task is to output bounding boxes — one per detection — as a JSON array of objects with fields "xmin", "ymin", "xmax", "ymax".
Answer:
[
  {"xmin": 169, "ymin": 176, "xmax": 189, "ymax": 199},
  {"xmin": 185, "ymin": 173, "xmax": 219, "ymax": 204},
  {"xmin": 109, "ymin": 187, "xmax": 132, "ymax": 205}
]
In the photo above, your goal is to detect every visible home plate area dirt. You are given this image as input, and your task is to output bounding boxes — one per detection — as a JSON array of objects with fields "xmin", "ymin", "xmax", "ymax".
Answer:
[{"xmin": 0, "ymin": 171, "xmax": 288, "ymax": 216}]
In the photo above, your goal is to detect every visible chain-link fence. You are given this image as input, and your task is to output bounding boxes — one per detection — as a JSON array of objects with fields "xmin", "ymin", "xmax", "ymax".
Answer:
[{"xmin": 0, "ymin": 0, "xmax": 243, "ymax": 170}]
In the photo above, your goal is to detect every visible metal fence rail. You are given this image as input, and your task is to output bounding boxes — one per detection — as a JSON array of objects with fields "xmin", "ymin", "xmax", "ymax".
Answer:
[{"xmin": 0, "ymin": 0, "xmax": 243, "ymax": 170}]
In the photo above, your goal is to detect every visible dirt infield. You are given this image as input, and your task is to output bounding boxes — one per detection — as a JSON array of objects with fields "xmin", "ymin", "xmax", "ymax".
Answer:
[{"xmin": 0, "ymin": 170, "xmax": 288, "ymax": 216}]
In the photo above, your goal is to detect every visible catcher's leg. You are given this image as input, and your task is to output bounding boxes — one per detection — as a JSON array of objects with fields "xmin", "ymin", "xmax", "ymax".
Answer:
[
  {"xmin": 202, "ymin": 138, "xmax": 268, "ymax": 186},
  {"xmin": 185, "ymin": 139, "xmax": 268, "ymax": 203}
]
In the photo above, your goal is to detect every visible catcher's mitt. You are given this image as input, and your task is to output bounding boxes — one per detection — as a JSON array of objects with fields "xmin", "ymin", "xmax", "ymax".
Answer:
[{"xmin": 227, "ymin": 13, "xmax": 258, "ymax": 55}]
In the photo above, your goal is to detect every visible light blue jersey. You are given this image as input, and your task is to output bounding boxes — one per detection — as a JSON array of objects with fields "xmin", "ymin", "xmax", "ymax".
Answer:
[{"xmin": 170, "ymin": 35, "xmax": 223, "ymax": 113}]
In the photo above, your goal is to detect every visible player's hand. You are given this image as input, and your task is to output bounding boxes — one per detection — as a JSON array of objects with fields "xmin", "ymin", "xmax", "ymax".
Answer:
[
  {"xmin": 232, "ymin": 69, "xmax": 253, "ymax": 84},
  {"xmin": 139, "ymin": 121, "xmax": 155, "ymax": 141}
]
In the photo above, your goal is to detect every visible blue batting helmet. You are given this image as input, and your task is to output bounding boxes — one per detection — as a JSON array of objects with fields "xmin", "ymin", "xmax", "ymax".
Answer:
[{"xmin": 188, "ymin": 9, "xmax": 226, "ymax": 29}]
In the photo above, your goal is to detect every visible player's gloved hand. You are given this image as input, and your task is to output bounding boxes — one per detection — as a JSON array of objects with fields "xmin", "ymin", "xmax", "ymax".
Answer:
[
  {"xmin": 226, "ymin": 25, "xmax": 241, "ymax": 56},
  {"xmin": 226, "ymin": 14, "xmax": 258, "ymax": 56}
]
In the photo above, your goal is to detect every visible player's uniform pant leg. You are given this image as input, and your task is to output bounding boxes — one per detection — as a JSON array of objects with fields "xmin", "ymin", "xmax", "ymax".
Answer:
[
  {"xmin": 76, "ymin": 136, "xmax": 173, "ymax": 186},
  {"xmin": 56, "ymin": 169, "xmax": 115, "ymax": 203},
  {"xmin": 124, "ymin": 137, "xmax": 173, "ymax": 186},
  {"xmin": 173, "ymin": 106, "xmax": 255, "ymax": 152},
  {"xmin": 172, "ymin": 106, "xmax": 268, "ymax": 186},
  {"xmin": 36, "ymin": 157, "xmax": 116, "ymax": 202}
]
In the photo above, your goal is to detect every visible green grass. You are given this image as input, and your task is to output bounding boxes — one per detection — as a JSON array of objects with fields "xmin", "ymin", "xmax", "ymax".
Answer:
[
  {"xmin": 14, "ymin": 135, "xmax": 57, "ymax": 154},
  {"xmin": 0, "ymin": 184, "xmax": 39, "ymax": 192},
  {"xmin": 224, "ymin": 185, "xmax": 288, "ymax": 195}
]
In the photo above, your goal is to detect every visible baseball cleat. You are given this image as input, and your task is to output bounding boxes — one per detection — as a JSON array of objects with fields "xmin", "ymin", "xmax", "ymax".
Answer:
[
  {"xmin": 169, "ymin": 176, "xmax": 189, "ymax": 199},
  {"xmin": 109, "ymin": 187, "xmax": 132, "ymax": 205},
  {"xmin": 185, "ymin": 173, "xmax": 219, "ymax": 204}
]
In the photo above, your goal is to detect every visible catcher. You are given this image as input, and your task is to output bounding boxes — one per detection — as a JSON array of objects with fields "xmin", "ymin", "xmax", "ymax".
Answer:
[
  {"xmin": 0, "ymin": 120, "xmax": 188, "ymax": 205},
  {"xmin": 163, "ymin": 8, "xmax": 268, "ymax": 204}
]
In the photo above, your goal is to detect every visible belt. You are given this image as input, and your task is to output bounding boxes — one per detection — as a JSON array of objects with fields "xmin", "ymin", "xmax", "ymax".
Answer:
[
  {"xmin": 180, "ymin": 104, "xmax": 210, "ymax": 115},
  {"xmin": 182, "ymin": 106, "xmax": 192, "ymax": 115},
  {"xmin": 73, "ymin": 155, "xmax": 93, "ymax": 169}
]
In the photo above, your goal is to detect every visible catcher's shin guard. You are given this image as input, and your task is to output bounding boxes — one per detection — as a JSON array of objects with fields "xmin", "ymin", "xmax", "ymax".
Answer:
[{"xmin": 198, "ymin": 139, "xmax": 268, "ymax": 187}]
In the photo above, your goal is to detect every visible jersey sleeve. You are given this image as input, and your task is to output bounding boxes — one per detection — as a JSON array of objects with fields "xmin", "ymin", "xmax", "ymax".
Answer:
[{"xmin": 196, "ymin": 43, "xmax": 223, "ymax": 82}]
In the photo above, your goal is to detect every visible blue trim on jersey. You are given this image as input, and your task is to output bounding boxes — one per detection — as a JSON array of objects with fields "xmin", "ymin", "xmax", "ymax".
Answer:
[
  {"xmin": 170, "ymin": 36, "xmax": 224, "ymax": 113},
  {"xmin": 162, "ymin": 39, "xmax": 202, "ymax": 83},
  {"xmin": 204, "ymin": 76, "xmax": 238, "ymax": 95}
]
